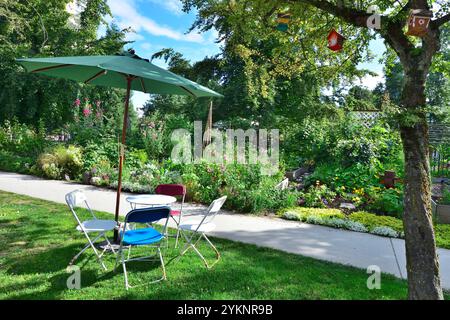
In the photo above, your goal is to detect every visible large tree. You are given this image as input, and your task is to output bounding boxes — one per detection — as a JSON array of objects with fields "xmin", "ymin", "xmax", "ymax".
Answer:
[
  {"xmin": 183, "ymin": 0, "xmax": 450, "ymax": 299},
  {"xmin": 0, "ymin": 0, "xmax": 130, "ymax": 130}
]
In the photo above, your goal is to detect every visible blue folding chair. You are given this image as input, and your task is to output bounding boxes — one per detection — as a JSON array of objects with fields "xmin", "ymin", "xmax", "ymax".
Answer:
[{"xmin": 114, "ymin": 206, "xmax": 170, "ymax": 290}]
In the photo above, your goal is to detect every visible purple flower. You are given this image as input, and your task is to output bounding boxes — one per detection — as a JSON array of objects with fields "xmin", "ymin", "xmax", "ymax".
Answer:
[{"xmin": 74, "ymin": 98, "xmax": 81, "ymax": 107}]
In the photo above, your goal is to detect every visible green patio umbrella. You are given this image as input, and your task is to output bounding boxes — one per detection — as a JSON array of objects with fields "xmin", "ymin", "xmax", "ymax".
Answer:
[{"xmin": 16, "ymin": 51, "xmax": 222, "ymax": 242}]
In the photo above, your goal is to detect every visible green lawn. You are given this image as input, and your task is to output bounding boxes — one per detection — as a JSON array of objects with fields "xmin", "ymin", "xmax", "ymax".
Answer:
[{"xmin": 0, "ymin": 191, "xmax": 429, "ymax": 300}]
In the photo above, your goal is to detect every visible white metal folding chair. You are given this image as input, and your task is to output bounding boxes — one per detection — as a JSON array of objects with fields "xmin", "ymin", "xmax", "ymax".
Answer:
[
  {"xmin": 114, "ymin": 206, "xmax": 170, "ymax": 290},
  {"xmin": 178, "ymin": 196, "xmax": 227, "ymax": 269},
  {"xmin": 65, "ymin": 190, "xmax": 117, "ymax": 271}
]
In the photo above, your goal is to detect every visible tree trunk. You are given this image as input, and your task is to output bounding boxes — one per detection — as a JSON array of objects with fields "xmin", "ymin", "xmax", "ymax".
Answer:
[{"xmin": 400, "ymin": 69, "xmax": 443, "ymax": 300}]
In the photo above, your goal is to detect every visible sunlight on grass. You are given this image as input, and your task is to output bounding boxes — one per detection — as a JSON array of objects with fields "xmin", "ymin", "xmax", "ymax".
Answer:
[{"xmin": 0, "ymin": 191, "xmax": 420, "ymax": 300}]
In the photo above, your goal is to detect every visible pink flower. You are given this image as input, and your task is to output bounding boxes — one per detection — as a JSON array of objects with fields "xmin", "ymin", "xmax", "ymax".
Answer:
[
  {"xmin": 83, "ymin": 108, "xmax": 91, "ymax": 117},
  {"xmin": 74, "ymin": 98, "xmax": 81, "ymax": 107}
]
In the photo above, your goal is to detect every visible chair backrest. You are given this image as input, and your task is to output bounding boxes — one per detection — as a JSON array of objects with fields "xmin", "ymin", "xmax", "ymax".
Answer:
[
  {"xmin": 125, "ymin": 206, "xmax": 171, "ymax": 224},
  {"xmin": 202, "ymin": 196, "xmax": 227, "ymax": 225},
  {"xmin": 155, "ymin": 184, "xmax": 186, "ymax": 197},
  {"xmin": 65, "ymin": 190, "xmax": 96, "ymax": 226}
]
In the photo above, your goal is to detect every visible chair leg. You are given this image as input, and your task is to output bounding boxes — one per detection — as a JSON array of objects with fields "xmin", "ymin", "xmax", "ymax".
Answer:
[
  {"xmin": 202, "ymin": 234, "xmax": 221, "ymax": 268},
  {"xmin": 179, "ymin": 231, "xmax": 220, "ymax": 269},
  {"xmin": 158, "ymin": 247, "xmax": 167, "ymax": 280},
  {"xmin": 122, "ymin": 251, "xmax": 130, "ymax": 290},
  {"xmin": 103, "ymin": 234, "xmax": 116, "ymax": 254},
  {"xmin": 72, "ymin": 233, "xmax": 107, "ymax": 271}
]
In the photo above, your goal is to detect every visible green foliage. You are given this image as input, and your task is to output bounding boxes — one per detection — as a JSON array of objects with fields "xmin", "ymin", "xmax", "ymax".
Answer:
[
  {"xmin": 0, "ymin": 0, "xmax": 129, "ymax": 130},
  {"xmin": 281, "ymin": 207, "xmax": 345, "ymax": 221},
  {"xmin": 367, "ymin": 187, "xmax": 404, "ymax": 217},
  {"xmin": 281, "ymin": 206, "xmax": 450, "ymax": 248},
  {"xmin": 0, "ymin": 150, "xmax": 33, "ymax": 173},
  {"xmin": 348, "ymin": 211, "xmax": 404, "ymax": 234},
  {"xmin": 36, "ymin": 145, "xmax": 83, "ymax": 180},
  {"xmin": 138, "ymin": 111, "xmax": 193, "ymax": 161},
  {"xmin": 442, "ymin": 189, "xmax": 450, "ymax": 205},
  {"xmin": 300, "ymin": 184, "xmax": 336, "ymax": 208}
]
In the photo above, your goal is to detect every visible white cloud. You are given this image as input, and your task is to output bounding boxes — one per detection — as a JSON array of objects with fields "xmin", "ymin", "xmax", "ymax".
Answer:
[
  {"xmin": 359, "ymin": 72, "xmax": 385, "ymax": 90},
  {"xmin": 108, "ymin": 0, "xmax": 204, "ymax": 43},
  {"xmin": 146, "ymin": 0, "xmax": 184, "ymax": 16}
]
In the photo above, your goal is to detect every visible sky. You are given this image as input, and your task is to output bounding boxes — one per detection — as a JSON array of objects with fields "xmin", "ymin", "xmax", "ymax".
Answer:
[{"xmin": 102, "ymin": 0, "xmax": 387, "ymax": 111}]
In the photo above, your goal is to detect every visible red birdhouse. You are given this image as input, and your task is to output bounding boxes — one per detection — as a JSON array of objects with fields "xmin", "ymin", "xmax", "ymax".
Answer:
[
  {"xmin": 406, "ymin": 9, "xmax": 433, "ymax": 37},
  {"xmin": 327, "ymin": 29, "xmax": 345, "ymax": 51}
]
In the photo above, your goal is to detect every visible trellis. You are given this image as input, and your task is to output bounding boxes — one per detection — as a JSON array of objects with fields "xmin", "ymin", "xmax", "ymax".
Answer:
[{"xmin": 349, "ymin": 110, "xmax": 381, "ymax": 128}]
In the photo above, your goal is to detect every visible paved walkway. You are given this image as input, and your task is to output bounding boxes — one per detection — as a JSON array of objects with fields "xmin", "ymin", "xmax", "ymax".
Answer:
[{"xmin": 1, "ymin": 171, "xmax": 449, "ymax": 290}]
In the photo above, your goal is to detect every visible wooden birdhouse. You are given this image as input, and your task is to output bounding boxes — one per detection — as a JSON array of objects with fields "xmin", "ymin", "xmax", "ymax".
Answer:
[
  {"xmin": 327, "ymin": 29, "xmax": 345, "ymax": 51},
  {"xmin": 276, "ymin": 13, "xmax": 291, "ymax": 32},
  {"xmin": 406, "ymin": 9, "xmax": 433, "ymax": 37}
]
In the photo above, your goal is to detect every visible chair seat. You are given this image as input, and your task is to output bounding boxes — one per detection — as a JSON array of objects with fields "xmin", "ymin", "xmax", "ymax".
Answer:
[
  {"xmin": 123, "ymin": 227, "xmax": 164, "ymax": 246},
  {"xmin": 76, "ymin": 219, "xmax": 116, "ymax": 232},
  {"xmin": 170, "ymin": 210, "xmax": 181, "ymax": 216},
  {"xmin": 179, "ymin": 222, "xmax": 216, "ymax": 233}
]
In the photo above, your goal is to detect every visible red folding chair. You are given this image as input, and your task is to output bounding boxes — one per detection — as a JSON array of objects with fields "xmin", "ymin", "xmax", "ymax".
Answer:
[{"xmin": 155, "ymin": 184, "xmax": 186, "ymax": 248}]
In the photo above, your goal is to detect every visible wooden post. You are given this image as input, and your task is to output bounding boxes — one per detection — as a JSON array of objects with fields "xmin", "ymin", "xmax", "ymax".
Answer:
[{"xmin": 114, "ymin": 75, "xmax": 133, "ymax": 242}]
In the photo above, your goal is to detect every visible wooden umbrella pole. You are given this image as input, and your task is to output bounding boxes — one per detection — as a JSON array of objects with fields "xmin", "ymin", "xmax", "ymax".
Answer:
[{"xmin": 114, "ymin": 75, "xmax": 133, "ymax": 242}]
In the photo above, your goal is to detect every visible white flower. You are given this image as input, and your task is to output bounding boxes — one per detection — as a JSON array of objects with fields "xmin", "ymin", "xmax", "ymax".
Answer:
[
  {"xmin": 344, "ymin": 221, "xmax": 368, "ymax": 233},
  {"xmin": 282, "ymin": 212, "xmax": 299, "ymax": 221},
  {"xmin": 371, "ymin": 226, "xmax": 399, "ymax": 238}
]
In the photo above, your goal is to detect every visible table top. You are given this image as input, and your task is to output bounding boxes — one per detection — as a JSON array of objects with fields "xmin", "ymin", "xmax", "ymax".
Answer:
[{"xmin": 126, "ymin": 194, "xmax": 177, "ymax": 206}]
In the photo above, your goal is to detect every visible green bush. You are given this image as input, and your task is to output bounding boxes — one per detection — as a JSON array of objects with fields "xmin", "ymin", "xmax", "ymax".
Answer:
[
  {"xmin": 348, "ymin": 211, "xmax": 403, "ymax": 233},
  {"xmin": 280, "ymin": 207, "xmax": 345, "ymax": 221},
  {"xmin": 367, "ymin": 188, "xmax": 403, "ymax": 217},
  {"xmin": 0, "ymin": 150, "xmax": 33, "ymax": 173},
  {"xmin": 36, "ymin": 145, "xmax": 83, "ymax": 180}
]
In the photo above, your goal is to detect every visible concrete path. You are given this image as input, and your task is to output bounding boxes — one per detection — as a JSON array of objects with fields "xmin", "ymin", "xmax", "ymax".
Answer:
[{"xmin": 1, "ymin": 171, "xmax": 449, "ymax": 290}]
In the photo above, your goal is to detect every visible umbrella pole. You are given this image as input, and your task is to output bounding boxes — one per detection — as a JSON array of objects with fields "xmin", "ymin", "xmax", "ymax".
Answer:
[{"xmin": 114, "ymin": 76, "xmax": 133, "ymax": 242}]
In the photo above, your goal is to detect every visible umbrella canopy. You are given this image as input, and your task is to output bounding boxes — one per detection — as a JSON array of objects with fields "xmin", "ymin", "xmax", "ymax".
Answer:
[
  {"xmin": 16, "ymin": 53, "xmax": 222, "ymax": 97},
  {"xmin": 16, "ymin": 52, "xmax": 222, "ymax": 242}
]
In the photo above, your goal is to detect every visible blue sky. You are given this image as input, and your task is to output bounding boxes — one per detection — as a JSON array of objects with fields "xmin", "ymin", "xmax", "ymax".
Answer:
[{"xmin": 104, "ymin": 0, "xmax": 386, "ymax": 110}]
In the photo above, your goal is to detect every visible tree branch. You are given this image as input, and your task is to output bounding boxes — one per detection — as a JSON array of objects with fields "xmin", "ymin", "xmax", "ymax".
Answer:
[
  {"xmin": 288, "ymin": 0, "xmax": 371, "ymax": 28},
  {"xmin": 432, "ymin": 13, "xmax": 450, "ymax": 28}
]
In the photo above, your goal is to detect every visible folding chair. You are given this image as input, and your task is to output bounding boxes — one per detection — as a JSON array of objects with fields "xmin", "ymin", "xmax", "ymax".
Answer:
[
  {"xmin": 114, "ymin": 206, "xmax": 170, "ymax": 290},
  {"xmin": 65, "ymin": 190, "xmax": 117, "ymax": 271},
  {"xmin": 155, "ymin": 184, "xmax": 186, "ymax": 248},
  {"xmin": 179, "ymin": 196, "xmax": 227, "ymax": 269}
]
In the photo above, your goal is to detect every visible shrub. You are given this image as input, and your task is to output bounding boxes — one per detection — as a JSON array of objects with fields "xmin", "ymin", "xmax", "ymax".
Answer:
[
  {"xmin": 280, "ymin": 207, "xmax": 345, "ymax": 221},
  {"xmin": 345, "ymin": 220, "xmax": 368, "ymax": 233},
  {"xmin": 367, "ymin": 188, "xmax": 403, "ymax": 217},
  {"xmin": 301, "ymin": 184, "xmax": 336, "ymax": 208},
  {"xmin": 348, "ymin": 211, "xmax": 403, "ymax": 233},
  {"xmin": 280, "ymin": 208, "xmax": 405, "ymax": 237},
  {"xmin": 370, "ymin": 226, "xmax": 399, "ymax": 238},
  {"xmin": 36, "ymin": 145, "xmax": 83, "ymax": 180},
  {"xmin": 0, "ymin": 150, "xmax": 33, "ymax": 173}
]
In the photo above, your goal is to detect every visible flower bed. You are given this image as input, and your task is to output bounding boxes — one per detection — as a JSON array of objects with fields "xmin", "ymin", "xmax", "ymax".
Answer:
[{"xmin": 279, "ymin": 207, "xmax": 450, "ymax": 249}]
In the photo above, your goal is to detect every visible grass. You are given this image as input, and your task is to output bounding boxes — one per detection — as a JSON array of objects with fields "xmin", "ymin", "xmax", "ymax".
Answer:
[
  {"xmin": 280, "ymin": 207, "xmax": 450, "ymax": 249},
  {"xmin": 0, "ymin": 190, "xmax": 434, "ymax": 300}
]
